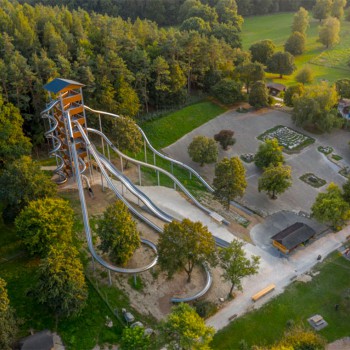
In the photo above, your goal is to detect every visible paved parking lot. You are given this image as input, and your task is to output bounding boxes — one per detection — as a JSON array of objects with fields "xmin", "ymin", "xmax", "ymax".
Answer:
[{"xmin": 163, "ymin": 108, "xmax": 349, "ymax": 215}]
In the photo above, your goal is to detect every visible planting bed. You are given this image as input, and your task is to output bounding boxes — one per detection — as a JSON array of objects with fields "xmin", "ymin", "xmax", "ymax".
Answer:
[
  {"xmin": 258, "ymin": 125, "xmax": 314, "ymax": 152},
  {"xmin": 300, "ymin": 173, "xmax": 326, "ymax": 188},
  {"xmin": 318, "ymin": 146, "xmax": 333, "ymax": 155}
]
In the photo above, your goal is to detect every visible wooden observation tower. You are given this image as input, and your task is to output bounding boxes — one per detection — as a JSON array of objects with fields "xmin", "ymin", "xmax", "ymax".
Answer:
[{"xmin": 43, "ymin": 78, "xmax": 90, "ymax": 181}]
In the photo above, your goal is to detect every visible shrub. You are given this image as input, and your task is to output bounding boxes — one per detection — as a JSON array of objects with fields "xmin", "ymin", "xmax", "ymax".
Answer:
[{"xmin": 214, "ymin": 130, "xmax": 235, "ymax": 150}]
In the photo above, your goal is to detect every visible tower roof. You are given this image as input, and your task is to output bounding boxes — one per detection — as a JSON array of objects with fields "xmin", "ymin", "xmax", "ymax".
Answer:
[{"xmin": 44, "ymin": 78, "xmax": 84, "ymax": 94}]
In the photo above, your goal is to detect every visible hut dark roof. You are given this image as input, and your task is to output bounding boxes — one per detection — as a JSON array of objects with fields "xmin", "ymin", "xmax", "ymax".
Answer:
[
  {"xmin": 19, "ymin": 330, "xmax": 54, "ymax": 350},
  {"xmin": 271, "ymin": 222, "xmax": 315, "ymax": 250},
  {"xmin": 267, "ymin": 82, "xmax": 286, "ymax": 91},
  {"xmin": 44, "ymin": 78, "xmax": 84, "ymax": 94}
]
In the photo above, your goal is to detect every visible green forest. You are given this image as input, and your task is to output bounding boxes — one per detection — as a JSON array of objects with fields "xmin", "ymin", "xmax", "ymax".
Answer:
[
  {"xmin": 0, "ymin": 0, "xmax": 247, "ymax": 147},
  {"xmin": 19, "ymin": 0, "xmax": 317, "ymax": 24}
]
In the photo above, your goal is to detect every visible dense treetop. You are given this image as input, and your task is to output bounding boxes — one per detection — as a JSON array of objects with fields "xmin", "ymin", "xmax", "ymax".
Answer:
[
  {"xmin": 18, "ymin": 0, "xmax": 317, "ymax": 23},
  {"xmin": 0, "ymin": 0, "xmax": 250, "ymax": 145}
]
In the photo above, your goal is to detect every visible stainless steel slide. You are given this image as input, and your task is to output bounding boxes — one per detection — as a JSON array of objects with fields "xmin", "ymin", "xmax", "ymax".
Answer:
[
  {"xmin": 67, "ymin": 116, "xmax": 159, "ymax": 274},
  {"xmin": 71, "ymin": 119, "xmax": 214, "ymax": 300},
  {"xmin": 41, "ymin": 100, "xmax": 68, "ymax": 184},
  {"xmin": 87, "ymin": 127, "xmax": 222, "ymax": 222},
  {"xmin": 84, "ymin": 105, "xmax": 215, "ymax": 192},
  {"xmin": 96, "ymin": 151, "xmax": 174, "ymax": 223}
]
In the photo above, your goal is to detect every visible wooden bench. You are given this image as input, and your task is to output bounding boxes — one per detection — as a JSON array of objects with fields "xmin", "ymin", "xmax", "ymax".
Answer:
[{"xmin": 251, "ymin": 284, "xmax": 275, "ymax": 302}]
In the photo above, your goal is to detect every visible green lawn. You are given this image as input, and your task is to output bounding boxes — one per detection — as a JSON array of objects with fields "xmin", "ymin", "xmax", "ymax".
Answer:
[
  {"xmin": 139, "ymin": 101, "xmax": 226, "ymax": 149},
  {"xmin": 242, "ymin": 13, "xmax": 350, "ymax": 86},
  {"xmin": 211, "ymin": 252, "xmax": 350, "ymax": 349},
  {"xmin": 122, "ymin": 100, "xmax": 226, "ymax": 192}
]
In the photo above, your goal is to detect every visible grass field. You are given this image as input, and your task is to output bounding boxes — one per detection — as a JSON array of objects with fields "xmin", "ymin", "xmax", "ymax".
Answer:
[
  {"xmin": 242, "ymin": 13, "xmax": 350, "ymax": 85},
  {"xmin": 211, "ymin": 252, "xmax": 350, "ymax": 349},
  {"xmin": 129, "ymin": 100, "xmax": 226, "ymax": 191},
  {"xmin": 140, "ymin": 101, "xmax": 226, "ymax": 149}
]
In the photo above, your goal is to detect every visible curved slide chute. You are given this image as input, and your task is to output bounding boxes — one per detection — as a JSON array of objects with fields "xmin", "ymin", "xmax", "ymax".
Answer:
[
  {"xmin": 96, "ymin": 151, "xmax": 174, "ymax": 223},
  {"xmin": 86, "ymin": 127, "xmax": 229, "ymax": 246},
  {"xmin": 87, "ymin": 127, "xmax": 224, "ymax": 222},
  {"xmin": 67, "ymin": 116, "xmax": 159, "ymax": 274},
  {"xmin": 41, "ymin": 101, "xmax": 68, "ymax": 184},
  {"xmin": 84, "ymin": 105, "xmax": 215, "ymax": 192},
  {"xmin": 71, "ymin": 119, "xmax": 214, "ymax": 299}
]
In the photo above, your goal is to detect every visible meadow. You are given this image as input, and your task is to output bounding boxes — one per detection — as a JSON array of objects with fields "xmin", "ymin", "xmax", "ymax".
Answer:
[
  {"xmin": 211, "ymin": 252, "xmax": 350, "ymax": 349},
  {"xmin": 140, "ymin": 101, "xmax": 226, "ymax": 149},
  {"xmin": 242, "ymin": 12, "xmax": 350, "ymax": 85}
]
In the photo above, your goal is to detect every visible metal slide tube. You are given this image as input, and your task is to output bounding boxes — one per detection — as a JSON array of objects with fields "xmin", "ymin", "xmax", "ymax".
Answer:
[
  {"xmin": 41, "ymin": 103, "xmax": 67, "ymax": 184},
  {"xmin": 97, "ymin": 152, "xmax": 173, "ymax": 222},
  {"xmin": 87, "ymin": 128, "xmax": 229, "ymax": 247},
  {"xmin": 84, "ymin": 106, "xmax": 214, "ymax": 192},
  {"xmin": 87, "ymin": 128, "xmax": 219, "ymax": 220},
  {"xmin": 73, "ymin": 123, "xmax": 162, "ymax": 232},
  {"xmin": 41, "ymin": 101, "xmax": 213, "ymax": 299},
  {"xmin": 171, "ymin": 264, "xmax": 212, "ymax": 303},
  {"xmin": 68, "ymin": 117, "xmax": 158, "ymax": 274}
]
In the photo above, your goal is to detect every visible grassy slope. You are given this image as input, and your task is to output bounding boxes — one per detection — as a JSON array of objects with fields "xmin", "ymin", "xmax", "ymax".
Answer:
[
  {"xmin": 242, "ymin": 13, "xmax": 350, "ymax": 86},
  {"xmin": 211, "ymin": 252, "xmax": 350, "ymax": 349},
  {"xmin": 140, "ymin": 101, "xmax": 226, "ymax": 149},
  {"xmin": 135, "ymin": 100, "xmax": 226, "ymax": 191}
]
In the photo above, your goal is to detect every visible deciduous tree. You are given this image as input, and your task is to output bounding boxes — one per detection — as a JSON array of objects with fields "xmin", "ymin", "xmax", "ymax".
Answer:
[
  {"xmin": 311, "ymin": 182, "xmax": 350, "ymax": 229},
  {"xmin": 335, "ymin": 78, "xmax": 350, "ymax": 98},
  {"xmin": 249, "ymin": 40, "xmax": 276, "ymax": 65},
  {"xmin": 331, "ymin": 0, "xmax": 347, "ymax": 19},
  {"xmin": 212, "ymin": 22, "xmax": 242, "ymax": 48},
  {"xmin": 215, "ymin": 0, "xmax": 243, "ymax": 30},
  {"xmin": 284, "ymin": 84, "xmax": 305, "ymax": 106},
  {"xmin": 180, "ymin": 17, "xmax": 211, "ymax": 33},
  {"xmin": 15, "ymin": 197, "xmax": 73, "ymax": 257},
  {"xmin": 318, "ymin": 16, "xmax": 340, "ymax": 48},
  {"xmin": 281, "ymin": 326, "xmax": 326, "ymax": 349},
  {"xmin": 249, "ymin": 80, "xmax": 269, "ymax": 109},
  {"xmin": 211, "ymin": 78, "xmax": 243, "ymax": 104},
  {"xmin": 158, "ymin": 219, "xmax": 216, "ymax": 282},
  {"xmin": 96, "ymin": 201, "xmax": 141, "ymax": 265},
  {"xmin": 313, "ymin": 0, "xmax": 332, "ymax": 21},
  {"xmin": 267, "ymin": 51, "xmax": 296, "ymax": 78},
  {"xmin": 255, "ymin": 138, "xmax": 284, "ymax": 169},
  {"xmin": 0, "ymin": 156, "xmax": 56, "ymax": 222},
  {"xmin": 235, "ymin": 62, "xmax": 265, "ymax": 93},
  {"xmin": 0, "ymin": 278, "xmax": 18, "ymax": 350},
  {"xmin": 188, "ymin": 135, "xmax": 218, "ymax": 166},
  {"xmin": 219, "ymin": 239, "xmax": 260, "ymax": 296},
  {"xmin": 213, "ymin": 157, "xmax": 247, "ymax": 210},
  {"xmin": 292, "ymin": 7, "xmax": 310, "ymax": 34},
  {"xmin": 258, "ymin": 164, "xmax": 292, "ymax": 199},
  {"xmin": 36, "ymin": 243, "xmax": 88, "ymax": 317},
  {"xmin": 295, "ymin": 66, "xmax": 314, "ymax": 85},
  {"xmin": 110, "ymin": 116, "xmax": 143, "ymax": 167},
  {"xmin": 292, "ymin": 82, "xmax": 341, "ymax": 132},
  {"xmin": 159, "ymin": 303, "xmax": 215, "ymax": 349},
  {"xmin": 0, "ymin": 94, "xmax": 31, "ymax": 168},
  {"xmin": 284, "ymin": 32, "xmax": 306, "ymax": 55}
]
